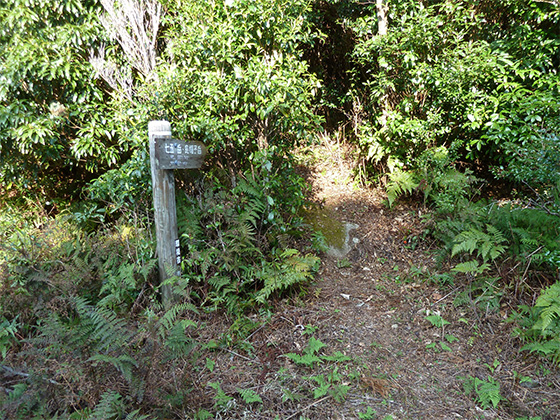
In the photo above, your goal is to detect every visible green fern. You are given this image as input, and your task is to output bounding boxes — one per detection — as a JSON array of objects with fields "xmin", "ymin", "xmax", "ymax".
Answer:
[
  {"xmin": 452, "ymin": 260, "xmax": 490, "ymax": 275},
  {"xmin": 73, "ymin": 296, "xmax": 134, "ymax": 352},
  {"xmin": 98, "ymin": 258, "xmax": 157, "ymax": 312},
  {"xmin": 451, "ymin": 224, "xmax": 507, "ymax": 262},
  {"xmin": 385, "ymin": 168, "xmax": 419, "ymax": 207},
  {"xmin": 0, "ymin": 316, "xmax": 19, "ymax": 359},
  {"xmin": 255, "ymin": 250, "xmax": 319, "ymax": 303},
  {"xmin": 89, "ymin": 391, "xmax": 153, "ymax": 420},
  {"xmin": 534, "ymin": 282, "xmax": 560, "ymax": 331},
  {"xmin": 462, "ymin": 375, "xmax": 502, "ymax": 409},
  {"xmin": 156, "ymin": 302, "xmax": 198, "ymax": 340},
  {"xmin": 237, "ymin": 388, "xmax": 263, "ymax": 404},
  {"xmin": 208, "ymin": 381, "xmax": 234, "ymax": 409},
  {"xmin": 90, "ymin": 390, "xmax": 123, "ymax": 420},
  {"xmin": 88, "ymin": 354, "xmax": 138, "ymax": 383},
  {"xmin": 519, "ymin": 281, "xmax": 560, "ymax": 364},
  {"xmin": 532, "ymin": 249, "xmax": 560, "ymax": 271},
  {"xmin": 284, "ymin": 336, "xmax": 326, "ymax": 367},
  {"xmin": 123, "ymin": 410, "xmax": 153, "ymax": 420},
  {"xmin": 163, "ymin": 319, "xmax": 198, "ymax": 359},
  {"xmin": 236, "ymin": 177, "xmax": 268, "ymax": 228}
]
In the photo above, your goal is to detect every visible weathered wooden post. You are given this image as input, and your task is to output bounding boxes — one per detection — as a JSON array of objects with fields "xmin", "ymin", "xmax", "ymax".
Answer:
[
  {"xmin": 149, "ymin": 120, "xmax": 178, "ymax": 305},
  {"xmin": 148, "ymin": 120, "xmax": 207, "ymax": 306}
]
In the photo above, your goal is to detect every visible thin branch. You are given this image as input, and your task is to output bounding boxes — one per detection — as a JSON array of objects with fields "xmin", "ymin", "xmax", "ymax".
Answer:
[
  {"xmin": 1, "ymin": 365, "xmax": 60, "ymax": 385},
  {"xmin": 522, "ymin": 181, "xmax": 560, "ymax": 217},
  {"xmin": 224, "ymin": 348, "xmax": 253, "ymax": 361},
  {"xmin": 284, "ymin": 395, "xmax": 330, "ymax": 420}
]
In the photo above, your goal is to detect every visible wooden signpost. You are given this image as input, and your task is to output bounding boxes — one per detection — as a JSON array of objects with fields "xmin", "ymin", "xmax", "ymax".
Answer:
[{"xmin": 148, "ymin": 120, "xmax": 207, "ymax": 305}]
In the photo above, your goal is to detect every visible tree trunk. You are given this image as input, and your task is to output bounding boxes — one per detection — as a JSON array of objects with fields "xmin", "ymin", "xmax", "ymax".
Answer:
[{"xmin": 376, "ymin": 0, "xmax": 388, "ymax": 36}]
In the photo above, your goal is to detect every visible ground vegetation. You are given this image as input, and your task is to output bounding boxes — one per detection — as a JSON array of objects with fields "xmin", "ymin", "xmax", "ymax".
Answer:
[{"xmin": 1, "ymin": 0, "xmax": 559, "ymax": 418}]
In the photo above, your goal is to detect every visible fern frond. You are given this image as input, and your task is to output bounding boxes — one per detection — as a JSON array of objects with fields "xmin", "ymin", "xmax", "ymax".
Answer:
[
  {"xmin": 123, "ymin": 409, "xmax": 153, "ymax": 420},
  {"xmin": 521, "ymin": 340, "xmax": 560, "ymax": 356},
  {"xmin": 255, "ymin": 251, "xmax": 319, "ymax": 303},
  {"xmin": 90, "ymin": 390, "xmax": 123, "ymax": 420},
  {"xmin": 88, "ymin": 354, "xmax": 138, "ymax": 383},
  {"xmin": 164, "ymin": 319, "xmax": 198, "ymax": 359},
  {"xmin": 386, "ymin": 169, "xmax": 419, "ymax": 207},
  {"xmin": 534, "ymin": 282, "xmax": 560, "ymax": 333},
  {"xmin": 210, "ymin": 274, "xmax": 238, "ymax": 292},
  {"xmin": 452, "ymin": 228, "xmax": 483, "ymax": 257},
  {"xmin": 157, "ymin": 303, "xmax": 198, "ymax": 339},
  {"xmin": 452, "ymin": 260, "xmax": 490, "ymax": 275},
  {"xmin": 237, "ymin": 388, "xmax": 263, "ymax": 404},
  {"xmin": 451, "ymin": 225, "xmax": 507, "ymax": 262}
]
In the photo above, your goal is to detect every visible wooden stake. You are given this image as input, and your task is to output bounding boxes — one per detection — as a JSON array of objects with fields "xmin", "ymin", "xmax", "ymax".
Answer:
[{"xmin": 149, "ymin": 120, "xmax": 180, "ymax": 305}]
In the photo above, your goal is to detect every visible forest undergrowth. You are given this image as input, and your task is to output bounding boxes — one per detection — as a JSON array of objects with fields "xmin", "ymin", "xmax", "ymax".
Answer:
[
  {"xmin": 1, "ymin": 138, "xmax": 559, "ymax": 420},
  {"xmin": 1, "ymin": 1, "xmax": 560, "ymax": 418}
]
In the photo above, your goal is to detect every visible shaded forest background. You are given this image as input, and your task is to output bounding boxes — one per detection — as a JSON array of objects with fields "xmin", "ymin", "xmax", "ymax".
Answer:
[{"xmin": 0, "ymin": 0, "xmax": 559, "ymax": 418}]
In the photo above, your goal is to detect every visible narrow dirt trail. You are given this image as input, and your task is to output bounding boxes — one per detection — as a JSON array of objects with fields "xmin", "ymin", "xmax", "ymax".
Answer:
[
  {"xmin": 188, "ymin": 141, "xmax": 559, "ymax": 420},
  {"xmin": 288, "ymin": 141, "xmax": 559, "ymax": 419}
]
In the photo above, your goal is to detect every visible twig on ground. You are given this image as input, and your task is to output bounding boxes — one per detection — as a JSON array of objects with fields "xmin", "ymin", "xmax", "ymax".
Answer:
[
  {"xmin": 1, "ymin": 365, "xmax": 60, "ymax": 385},
  {"xmin": 224, "ymin": 348, "xmax": 253, "ymax": 361},
  {"xmin": 284, "ymin": 395, "xmax": 330, "ymax": 420}
]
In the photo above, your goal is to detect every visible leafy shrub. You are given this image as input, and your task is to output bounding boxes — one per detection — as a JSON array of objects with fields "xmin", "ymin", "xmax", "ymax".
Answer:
[
  {"xmin": 142, "ymin": 0, "xmax": 322, "ymax": 170},
  {"xmin": 336, "ymin": 0, "xmax": 559, "ymax": 204},
  {"xmin": 384, "ymin": 146, "xmax": 479, "ymax": 210}
]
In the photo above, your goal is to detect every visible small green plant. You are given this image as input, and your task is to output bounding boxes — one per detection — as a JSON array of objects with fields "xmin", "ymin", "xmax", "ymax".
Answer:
[
  {"xmin": 303, "ymin": 324, "xmax": 319, "ymax": 336},
  {"xmin": 513, "ymin": 281, "xmax": 560, "ymax": 364},
  {"xmin": 450, "ymin": 224, "xmax": 506, "ymax": 273},
  {"xmin": 425, "ymin": 312, "xmax": 456, "ymax": 352},
  {"xmin": 337, "ymin": 258, "xmax": 352, "ymax": 268},
  {"xmin": 385, "ymin": 166, "xmax": 420, "ymax": 208},
  {"xmin": 284, "ymin": 336, "xmax": 326, "ymax": 368},
  {"xmin": 283, "ymin": 336, "xmax": 354, "ymax": 404},
  {"xmin": 193, "ymin": 409, "xmax": 213, "ymax": 420},
  {"xmin": 512, "ymin": 370, "xmax": 533, "ymax": 386},
  {"xmin": 305, "ymin": 367, "xmax": 350, "ymax": 402},
  {"xmin": 208, "ymin": 382, "xmax": 234, "ymax": 411},
  {"xmin": 237, "ymin": 388, "xmax": 263, "ymax": 404},
  {"xmin": 484, "ymin": 358, "xmax": 500, "ymax": 374},
  {"xmin": 425, "ymin": 340, "xmax": 453, "ymax": 353},
  {"xmin": 357, "ymin": 406, "xmax": 376, "ymax": 419},
  {"xmin": 462, "ymin": 375, "xmax": 502, "ymax": 409},
  {"xmin": 425, "ymin": 313, "xmax": 450, "ymax": 329},
  {"xmin": 205, "ymin": 358, "xmax": 216, "ymax": 373},
  {"xmin": 0, "ymin": 316, "xmax": 19, "ymax": 359}
]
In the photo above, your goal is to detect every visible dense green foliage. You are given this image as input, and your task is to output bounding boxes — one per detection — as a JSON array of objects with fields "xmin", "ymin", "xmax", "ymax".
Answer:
[
  {"xmin": 0, "ymin": 0, "xmax": 125, "ymax": 200},
  {"xmin": 1, "ymin": 1, "xmax": 322, "ymax": 417},
  {"xmin": 2, "ymin": 0, "xmax": 560, "ymax": 417},
  {"xmin": 338, "ymin": 0, "xmax": 560, "ymax": 179}
]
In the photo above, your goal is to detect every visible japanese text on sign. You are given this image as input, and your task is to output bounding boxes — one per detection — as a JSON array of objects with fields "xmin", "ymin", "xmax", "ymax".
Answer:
[
  {"xmin": 164, "ymin": 143, "xmax": 203, "ymax": 156},
  {"xmin": 154, "ymin": 137, "xmax": 207, "ymax": 170}
]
